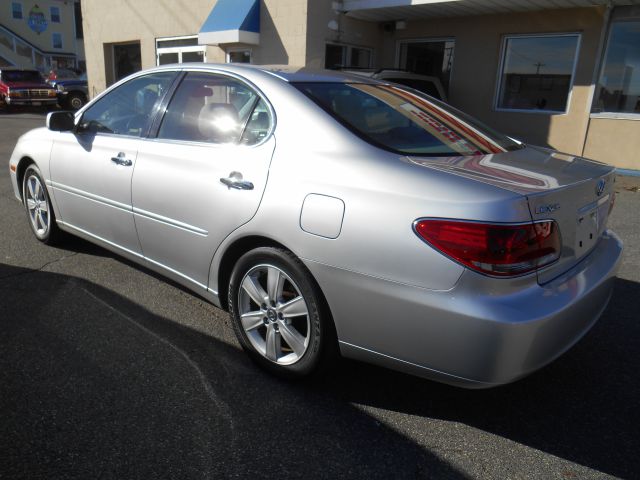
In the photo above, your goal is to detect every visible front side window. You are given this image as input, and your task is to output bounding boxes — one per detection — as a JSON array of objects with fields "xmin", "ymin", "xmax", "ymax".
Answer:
[
  {"xmin": 52, "ymin": 33, "xmax": 62, "ymax": 49},
  {"xmin": 496, "ymin": 34, "xmax": 580, "ymax": 113},
  {"xmin": 297, "ymin": 82, "xmax": 522, "ymax": 156},
  {"xmin": 50, "ymin": 6, "xmax": 60, "ymax": 22},
  {"xmin": 12, "ymin": 2, "xmax": 22, "ymax": 19},
  {"xmin": 594, "ymin": 16, "xmax": 640, "ymax": 115},
  {"xmin": 157, "ymin": 72, "xmax": 271, "ymax": 145},
  {"xmin": 79, "ymin": 72, "xmax": 176, "ymax": 137}
]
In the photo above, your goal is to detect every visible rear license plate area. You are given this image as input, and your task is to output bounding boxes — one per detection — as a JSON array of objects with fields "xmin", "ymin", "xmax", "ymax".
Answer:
[{"xmin": 575, "ymin": 194, "xmax": 609, "ymax": 256}]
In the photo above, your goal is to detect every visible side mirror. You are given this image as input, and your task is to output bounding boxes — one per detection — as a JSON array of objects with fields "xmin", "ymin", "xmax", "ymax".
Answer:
[{"xmin": 47, "ymin": 111, "xmax": 75, "ymax": 132}]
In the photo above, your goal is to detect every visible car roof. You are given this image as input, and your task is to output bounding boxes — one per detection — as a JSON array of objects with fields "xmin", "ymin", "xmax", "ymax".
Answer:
[{"xmin": 146, "ymin": 63, "xmax": 382, "ymax": 84}]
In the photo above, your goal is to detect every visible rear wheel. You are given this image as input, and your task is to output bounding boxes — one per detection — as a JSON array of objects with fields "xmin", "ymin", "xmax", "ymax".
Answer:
[
  {"xmin": 23, "ymin": 165, "xmax": 63, "ymax": 244},
  {"xmin": 228, "ymin": 247, "xmax": 336, "ymax": 378}
]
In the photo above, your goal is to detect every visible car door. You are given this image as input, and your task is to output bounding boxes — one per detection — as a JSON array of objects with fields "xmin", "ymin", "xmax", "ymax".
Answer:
[
  {"xmin": 131, "ymin": 71, "xmax": 275, "ymax": 290},
  {"xmin": 49, "ymin": 71, "xmax": 177, "ymax": 255}
]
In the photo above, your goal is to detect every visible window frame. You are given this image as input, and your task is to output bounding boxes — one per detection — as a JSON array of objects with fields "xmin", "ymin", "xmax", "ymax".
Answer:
[
  {"xmin": 591, "ymin": 11, "xmax": 640, "ymax": 120},
  {"xmin": 50, "ymin": 6, "xmax": 60, "ymax": 23},
  {"xmin": 150, "ymin": 68, "xmax": 276, "ymax": 149},
  {"xmin": 324, "ymin": 42, "xmax": 374, "ymax": 69},
  {"xmin": 493, "ymin": 32, "xmax": 582, "ymax": 115},
  {"xmin": 155, "ymin": 35, "xmax": 206, "ymax": 66},
  {"xmin": 226, "ymin": 48, "xmax": 252, "ymax": 64},
  {"xmin": 52, "ymin": 32, "xmax": 63, "ymax": 49},
  {"xmin": 11, "ymin": 2, "xmax": 22, "ymax": 19}
]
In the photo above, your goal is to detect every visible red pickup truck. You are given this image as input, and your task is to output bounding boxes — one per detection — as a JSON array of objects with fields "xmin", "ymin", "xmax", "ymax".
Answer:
[{"xmin": 0, "ymin": 67, "xmax": 58, "ymax": 109}]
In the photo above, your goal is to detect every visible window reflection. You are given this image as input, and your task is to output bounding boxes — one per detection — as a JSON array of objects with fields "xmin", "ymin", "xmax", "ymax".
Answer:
[
  {"xmin": 595, "ymin": 20, "xmax": 640, "ymax": 114},
  {"xmin": 497, "ymin": 35, "xmax": 579, "ymax": 112}
]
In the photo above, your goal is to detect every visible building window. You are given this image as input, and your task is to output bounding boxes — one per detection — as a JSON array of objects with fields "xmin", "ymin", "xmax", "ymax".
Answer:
[
  {"xmin": 325, "ymin": 44, "xmax": 373, "ymax": 69},
  {"xmin": 50, "ymin": 6, "xmax": 60, "ymax": 23},
  {"xmin": 397, "ymin": 39, "xmax": 455, "ymax": 95},
  {"xmin": 227, "ymin": 49, "xmax": 251, "ymax": 64},
  {"xmin": 594, "ymin": 13, "xmax": 640, "ymax": 115},
  {"xmin": 12, "ymin": 2, "xmax": 23, "ymax": 19},
  {"xmin": 113, "ymin": 42, "xmax": 142, "ymax": 82},
  {"xmin": 495, "ymin": 34, "xmax": 580, "ymax": 113},
  {"xmin": 52, "ymin": 33, "xmax": 62, "ymax": 49},
  {"xmin": 156, "ymin": 35, "xmax": 205, "ymax": 66},
  {"xmin": 74, "ymin": 1, "xmax": 83, "ymax": 39}
]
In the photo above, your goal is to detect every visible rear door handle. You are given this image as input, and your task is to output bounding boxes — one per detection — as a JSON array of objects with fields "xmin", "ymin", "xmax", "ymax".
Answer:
[
  {"xmin": 111, "ymin": 152, "xmax": 132, "ymax": 166},
  {"xmin": 220, "ymin": 171, "xmax": 254, "ymax": 190}
]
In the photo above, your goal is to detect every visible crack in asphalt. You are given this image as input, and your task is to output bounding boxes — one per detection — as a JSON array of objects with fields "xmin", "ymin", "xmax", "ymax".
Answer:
[
  {"xmin": 0, "ymin": 251, "xmax": 79, "ymax": 281},
  {"xmin": 80, "ymin": 286, "xmax": 239, "ymax": 477}
]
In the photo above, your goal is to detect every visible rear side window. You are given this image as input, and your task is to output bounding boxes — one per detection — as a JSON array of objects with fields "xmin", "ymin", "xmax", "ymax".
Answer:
[
  {"xmin": 158, "ymin": 72, "xmax": 271, "ymax": 145},
  {"xmin": 295, "ymin": 82, "xmax": 522, "ymax": 156}
]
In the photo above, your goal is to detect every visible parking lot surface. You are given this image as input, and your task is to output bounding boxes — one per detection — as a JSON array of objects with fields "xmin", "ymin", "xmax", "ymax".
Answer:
[{"xmin": 1, "ymin": 111, "xmax": 639, "ymax": 479}]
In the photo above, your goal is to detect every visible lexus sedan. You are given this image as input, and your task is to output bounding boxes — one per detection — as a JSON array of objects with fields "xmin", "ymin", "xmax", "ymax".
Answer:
[{"xmin": 8, "ymin": 64, "xmax": 622, "ymax": 387}]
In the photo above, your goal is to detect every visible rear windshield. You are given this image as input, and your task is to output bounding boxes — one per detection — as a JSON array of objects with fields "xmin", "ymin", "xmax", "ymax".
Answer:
[
  {"xmin": 2, "ymin": 70, "xmax": 43, "ymax": 83},
  {"xmin": 295, "ymin": 82, "xmax": 523, "ymax": 156}
]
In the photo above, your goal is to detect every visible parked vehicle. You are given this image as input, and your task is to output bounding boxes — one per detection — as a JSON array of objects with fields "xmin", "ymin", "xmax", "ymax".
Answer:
[
  {"xmin": 346, "ymin": 69, "xmax": 447, "ymax": 101},
  {"xmin": 8, "ymin": 64, "xmax": 622, "ymax": 387},
  {"xmin": 0, "ymin": 67, "xmax": 58, "ymax": 109},
  {"xmin": 54, "ymin": 73, "xmax": 88, "ymax": 110}
]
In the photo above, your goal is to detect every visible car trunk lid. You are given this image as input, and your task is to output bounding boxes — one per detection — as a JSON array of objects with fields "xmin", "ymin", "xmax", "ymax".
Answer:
[{"xmin": 405, "ymin": 146, "xmax": 616, "ymax": 284}]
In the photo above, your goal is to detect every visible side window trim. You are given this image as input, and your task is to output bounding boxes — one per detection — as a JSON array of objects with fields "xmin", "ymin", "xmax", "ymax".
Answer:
[
  {"xmin": 147, "ymin": 71, "xmax": 187, "ymax": 139},
  {"xmin": 238, "ymin": 96, "xmax": 260, "ymax": 143}
]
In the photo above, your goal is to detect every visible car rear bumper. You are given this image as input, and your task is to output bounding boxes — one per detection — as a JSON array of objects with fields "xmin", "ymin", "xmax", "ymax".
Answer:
[{"xmin": 307, "ymin": 230, "xmax": 623, "ymax": 388}]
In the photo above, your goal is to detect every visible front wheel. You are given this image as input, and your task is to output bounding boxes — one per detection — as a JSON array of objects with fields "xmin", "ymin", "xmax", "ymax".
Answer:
[
  {"xmin": 23, "ymin": 165, "xmax": 63, "ymax": 244},
  {"xmin": 228, "ymin": 247, "xmax": 336, "ymax": 378},
  {"xmin": 66, "ymin": 92, "xmax": 86, "ymax": 110}
]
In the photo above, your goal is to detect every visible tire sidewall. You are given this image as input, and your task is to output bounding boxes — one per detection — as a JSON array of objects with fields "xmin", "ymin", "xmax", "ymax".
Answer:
[{"xmin": 229, "ymin": 247, "xmax": 325, "ymax": 378}]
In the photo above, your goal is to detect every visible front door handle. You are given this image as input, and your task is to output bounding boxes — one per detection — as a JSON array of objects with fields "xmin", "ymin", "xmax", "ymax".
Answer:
[
  {"xmin": 111, "ymin": 152, "xmax": 132, "ymax": 166},
  {"xmin": 220, "ymin": 171, "xmax": 254, "ymax": 190}
]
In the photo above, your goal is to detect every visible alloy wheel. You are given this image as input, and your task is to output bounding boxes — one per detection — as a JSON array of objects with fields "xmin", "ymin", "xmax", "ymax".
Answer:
[
  {"xmin": 25, "ymin": 174, "xmax": 49, "ymax": 236},
  {"xmin": 238, "ymin": 264, "xmax": 311, "ymax": 365}
]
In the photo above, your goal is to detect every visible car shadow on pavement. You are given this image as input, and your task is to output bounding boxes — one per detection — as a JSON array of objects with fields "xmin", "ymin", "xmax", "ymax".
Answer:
[
  {"xmin": 310, "ymin": 277, "xmax": 640, "ymax": 479},
  {"xmin": 0, "ymin": 262, "xmax": 469, "ymax": 480}
]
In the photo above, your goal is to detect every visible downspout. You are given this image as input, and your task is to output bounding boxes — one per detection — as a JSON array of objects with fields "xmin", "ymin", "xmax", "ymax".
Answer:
[{"xmin": 580, "ymin": 2, "xmax": 613, "ymax": 157}]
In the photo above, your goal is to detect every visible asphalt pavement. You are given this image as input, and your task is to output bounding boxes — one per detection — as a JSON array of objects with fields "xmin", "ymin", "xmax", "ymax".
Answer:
[{"xmin": 1, "ymin": 111, "xmax": 639, "ymax": 479}]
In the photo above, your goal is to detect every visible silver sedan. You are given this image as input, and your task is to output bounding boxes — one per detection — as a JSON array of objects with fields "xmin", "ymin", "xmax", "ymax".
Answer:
[{"xmin": 9, "ymin": 64, "xmax": 622, "ymax": 387}]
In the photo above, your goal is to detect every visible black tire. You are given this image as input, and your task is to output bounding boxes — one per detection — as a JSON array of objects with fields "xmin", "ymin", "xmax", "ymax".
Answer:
[
  {"xmin": 66, "ymin": 92, "xmax": 86, "ymax": 110},
  {"xmin": 228, "ymin": 247, "xmax": 337, "ymax": 379},
  {"xmin": 22, "ymin": 164, "xmax": 63, "ymax": 245}
]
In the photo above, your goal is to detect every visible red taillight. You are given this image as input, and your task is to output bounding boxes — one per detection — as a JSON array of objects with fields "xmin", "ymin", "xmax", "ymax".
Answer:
[{"xmin": 415, "ymin": 219, "xmax": 561, "ymax": 277}]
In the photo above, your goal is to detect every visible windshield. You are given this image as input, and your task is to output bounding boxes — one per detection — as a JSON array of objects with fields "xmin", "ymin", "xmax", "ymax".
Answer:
[
  {"xmin": 295, "ymin": 82, "xmax": 523, "ymax": 156},
  {"xmin": 2, "ymin": 70, "xmax": 43, "ymax": 83}
]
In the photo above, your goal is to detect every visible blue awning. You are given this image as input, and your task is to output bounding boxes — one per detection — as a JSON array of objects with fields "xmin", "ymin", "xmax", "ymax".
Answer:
[{"xmin": 198, "ymin": 0, "xmax": 260, "ymax": 45}]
